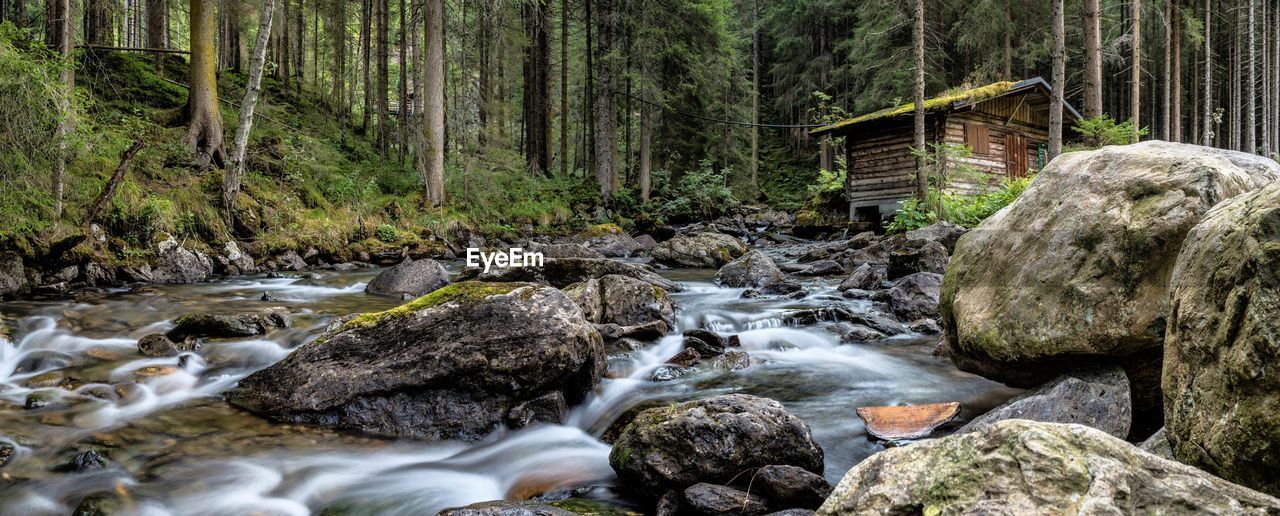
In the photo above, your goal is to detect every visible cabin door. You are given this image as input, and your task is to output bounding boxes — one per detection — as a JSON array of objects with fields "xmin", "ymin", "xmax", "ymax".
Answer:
[{"xmin": 1004, "ymin": 133, "xmax": 1028, "ymax": 178}]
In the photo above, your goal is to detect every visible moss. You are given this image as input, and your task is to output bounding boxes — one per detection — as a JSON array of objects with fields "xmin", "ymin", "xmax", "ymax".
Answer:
[
  {"xmin": 339, "ymin": 281, "xmax": 529, "ymax": 332},
  {"xmin": 548, "ymin": 498, "xmax": 641, "ymax": 516},
  {"xmin": 813, "ymin": 81, "xmax": 1017, "ymax": 134},
  {"xmin": 580, "ymin": 223, "xmax": 625, "ymax": 238}
]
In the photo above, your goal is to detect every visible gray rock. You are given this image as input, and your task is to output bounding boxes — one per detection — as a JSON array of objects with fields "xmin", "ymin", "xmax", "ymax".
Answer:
[
  {"xmin": 754, "ymin": 464, "xmax": 832, "ymax": 510},
  {"xmin": 609, "ymin": 394, "xmax": 824, "ymax": 493},
  {"xmin": 152, "ymin": 235, "xmax": 214, "ymax": 284},
  {"xmin": 876, "ymin": 272, "xmax": 942, "ymax": 322},
  {"xmin": 886, "ymin": 239, "xmax": 947, "ymax": 280},
  {"xmin": 904, "ymin": 221, "xmax": 968, "ymax": 253},
  {"xmin": 634, "ymin": 234, "xmax": 659, "ymax": 251},
  {"xmin": 276, "ymin": 250, "xmax": 308, "ymax": 271},
  {"xmin": 817, "ymin": 419, "xmax": 1280, "ymax": 515},
  {"xmin": 957, "ymin": 366, "xmax": 1132, "ymax": 439},
  {"xmin": 715, "ymin": 250, "xmax": 785, "ymax": 289},
  {"xmin": 364, "ymin": 258, "xmax": 450, "ymax": 297},
  {"xmin": 797, "ymin": 260, "xmax": 844, "ymax": 276},
  {"xmin": 226, "ymin": 282, "xmax": 605, "ymax": 441},
  {"xmin": 525, "ymin": 241, "xmax": 604, "ymax": 259},
  {"xmin": 682, "ymin": 329, "xmax": 726, "ymax": 356},
  {"xmin": 83, "ymin": 263, "xmax": 118, "ymax": 287},
  {"xmin": 576, "ymin": 226, "xmax": 644, "ymax": 257},
  {"xmin": 1140, "ymin": 427, "xmax": 1174, "ymax": 460},
  {"xmin": 684, "ymin": 483, "xmax": 770, "ymax": 515},
  {"xmin": 0, "ymin": 252, "xmax": 28, "ymax": 297},
  {"xmin": 651, "ymin": 232, "xmax": 748, "ymax": 268},
  {"xmin": 137, "ymin": 334, "xmax": 179, "ymax": 357},
  {"xmin": 457, "ymin": 257, "xmax": 680, "ymax": 292},
  {"xmin": 438, "ymin": 501, "xmax": 575, "ymax": 516},
  {"xmin": 667, "ymin": 347, "xmax": 702, "ymax": 367},
  {"xmin": 709, "ymin": 350, "xmax": 750, "ymax": 371},
  {"xmin": 165, "ymin": 310, "xmax": 291, "ymax": 341},
  {"xmin": 837, "ymin": 263, "xmax": 886, "ymax": 292},
  {"xmin": 223, "ymin": 241, "xmax": 255, "ymax": 273},
  {"xmin": 564, "ymin": 275, "xmax": 675, "ymax": 329}
]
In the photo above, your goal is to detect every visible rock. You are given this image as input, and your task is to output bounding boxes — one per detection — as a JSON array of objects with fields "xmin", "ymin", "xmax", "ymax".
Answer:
[
  {"xmin": 839, "ymin": 325, "xmax": 885, "ymax": 343},
  {"xmin": 875, "ymin": 272, "xmax": 941, "ymax": 322},
  {"xmin": 743, "ymin": 209, "xmax": 794, "ymax": 228},
  {"xmin": 855, "ymin": 402, "xmax": 960, "ymax": 440},
  {"xmin": 754, "ymin": 465, "xmax": 832, "ymax": 510},
  {"xmin": 634, "ymin": 234, "xmax": 659, "ymax": 251},
  {"xmin": 223, "ymin": 241, "xmax": 255, "ymax": 273},
  {"xmin": 715, "ymin": 250, "xmax": 785, "ymax": 289},
  {"xmin": 682, "ymin": 329, "xmax": 726, "ymax": 355},
  {"xmin": 226, "ymin": 282, "xmax": 605, "ymax": 441},
  {"xmin": 666, "ymin": 347, "xmax": 702, "ymax": 367},
  {"xmin": 576, "ymin": 225, "xmax": 644, "ymax": 257},
  {"xmin": 837, "ymin": 264, "xmax": 886, "ymax": 292},
  {"xmin": 1163, "ymin": 181, "xmax": 1280, "ymax": 496},
  {"xmin": 165, "ymin": 310, "xmax": 290, "ymax": 341},
  {"xmin": 564, "ymin": 275, "xmax": 675, "ymax": 329},
  {"xmin": 594, "ymin": 320, "xmax": 669, "ymax": 342},
  {"xmin": 136, "ymin": 334, "xmax": 179, "ymax": 357},
  {"xmin": 817, "ymin": 420, "xmax": 1280, "ymax": 515},
  {"xmin": 71, "ymin": 492, "xmax": 126, "ymax": 516},
  {"xmin": 649, "ymin": 365, "xmax": 694, "ymax": 382},
  {"xmin": 276, "ymin": 250, "xmax": 308, "ymax": 271},
  {"xmin": 152, "ymin": 235, "xmax": 214, "ymax": 284},
  {"xmin": 1140, "ymin": 427, "xmax": 1174, "ymax": 460},
  {"xmin": 59, "ymin": 450, "xmax": 107, "ymax": 472},
  {"xmin": 438, "ymin": 500, "xmax": 575, "ymax": 516},
  {"xmin": 609, "ymin": 394, "xmax": 824, "ymax": 493},
  {"xmin": 709, "ymin": 350, "xmax": 750, "ymax": 371},
  {"xmin": 0, "ymin": 251, "xmax": 27, "ymax": 297},
  {"xmin": 904, "ymin": 221, "xmax": 968, "ymax": 253},
  {"xmin": 651, "ymin": 232, "xmax": 748, "ymax": 268},
  {"xmin": 364, "ymin": 258, "xmax": 450, "ymax": 297},
  {"xmin": 683, "ymin": 483, "xmax": 770, "ymax": 516},
  {"xmin": 525, "ymin": 242, "xmax": 605, "ymax": 259},
  {"xmin": 458, "ymin": 257, "xmax": 680, "ymax": 292},
  {"xmin": 655, "ymin": 490, "xmax": 681, "ymax": 516},
  {"xmin": 885, "ymin": 239, "xmax": 947, "ymax": 279},
  {"xmin": 943, "ymin": 142, "xmax": 1279, "ymax": 419},
  {"xmin": 0, "ymin": 441, "xmax": 14, "ymax": 467},
  {"xmin": 796, "ymin": 260, "xmax": 844, "ymax": 276},
  {"xmin": 82, "ymin": 263, "xmax": 118, "ymax": 287},
  {"xmin": 765, "ymin": 511, "xmax": 814, "ymax": 516},
  {"xmin": 957, "ymin": 366, "xmax": 1132, "ymax": 439}
]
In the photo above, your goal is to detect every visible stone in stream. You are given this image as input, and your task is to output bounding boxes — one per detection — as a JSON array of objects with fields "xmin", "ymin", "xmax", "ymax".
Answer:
[
  {"xmin": 226, "ymin": 282, "xmax": 605, "ymax": 441},
  {"xmin": 438, "ymin": 500, "xmax": 576, "ymax": 516},
  {"xmin": 874, "ymin": 272, "xmax": 942, "ymax": 323},
  {"xmin": 683, "ymin": 483, "xmax": 771, "ymax": 515},
  {"xmin": 855, "ymin": 402, "xmax": 960, "ymax": 440},
  {"xmin": 837, "ymin": 263, "xmax": 886, "ymax": 292},
  {"xmin": 574, "ymin": 224, "xmax": 644, "ymax": 257},
  {"xmin": 563, "ymin": 275, "xmax": 675, "ymax": 328},
  {"xmin": 165, "ymin": 309, "xmax": 291, "ymax": 341},
  {"xmin": 817, "ymin": 420, "xmax": 1280, "ymax": 515},
  {"xmin": 666, "ymin": 347, "xmax": 702, "ymax": 367},
  {"xmin": 609, "ymin": 394, "xmax": 824, "ymax": 493},
  {"xmin": 753, "ymin": 465, "xmax": 832, "ymax": 510},
  {"xmin": 57, "ymin": 450, "xmax": 107, "ymax": 472},
  {"xmin": 137, "ymin": 333, "xmax": 180, "ymax": 357},
  {"xmin": 904, "ymin": 221, "xmax": 968, "ymax": 253},
  {"xmin": 885, "ymin": 239, "xmax": 948, "ymax": 280},
  {"xmin": 524, "ymin": 241, "xmax": 605, "ymax": 259},
  {"xmin": 1163, "ymin": 181, "xmax": 1280, "ymax": 496},
  {"xmin": 682, "ymin": 329, "xmax": 726, "ymax": 356},
  {"xmin": 0, "ymin": 441, "xmax": 14, "ymax": 467},
  {"xmin": 363, "ymin": 258, "xmax": 450, "ymax": 297},
  {"xmin": 151, "ymin": 234, "xmax": 214, "ymax": 284},
  {"xmin": 957, "ymin": 366, "xmax": 1132, "ymax": 439},
  {"xmin": 457, "ymin": 257, "xmax": 680, "ymax": 292},
  {"xmin": 943, "ymin": 142, "xmax": 1279, "ymax": 428},
  {"xmin": 796, "ymin": 260, "xmax": 844, "ymax": 277},
  {"xmin": 650, "ymin": 232, "xmax": 748, "ymax": 268},
  {"xmin": 0, "ymin": 251, "xmax": 27, "ymax": 298},
  {"xmin": 715, "ymin": 250, "xmax": 785, "ymax": 289}
]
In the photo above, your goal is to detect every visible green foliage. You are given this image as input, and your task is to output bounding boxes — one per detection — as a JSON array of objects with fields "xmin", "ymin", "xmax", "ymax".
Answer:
[
  {"xmin": 655, "ymin": 159, "xmax": 740, "ymax": 220},
  {"xmin": 375, "ymin": 224, "xmax": 398, "ymax": 243},
  {"xmin": 886, "ymin": 176, "xmax": 1032, "ymax": 233},
  {"xmin": 1070, "ymin": 116, "xmax": 1148, "ymax": 150}
]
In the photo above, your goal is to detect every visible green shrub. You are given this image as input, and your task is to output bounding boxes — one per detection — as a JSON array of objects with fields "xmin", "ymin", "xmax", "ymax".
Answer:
[
  {"xmin": 886, "ymin": 176, "xmax": 1032, "ymax": 233},
  {"xmin": 375, "ymin": 224, "xmax": 398, "ymax": 243},
  {"xmin": 658, "ymin": 159, "xmax": 739, "ymax": 220},
  {"xmin": 1070, "ymin": 116, "xmax": 1148, "ymax": 150}
]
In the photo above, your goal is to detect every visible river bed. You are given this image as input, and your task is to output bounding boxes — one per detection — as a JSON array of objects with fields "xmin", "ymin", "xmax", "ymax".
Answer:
[{"xmin": 0, "ymin": 261, "xmax": 1017, "ymax": 515}]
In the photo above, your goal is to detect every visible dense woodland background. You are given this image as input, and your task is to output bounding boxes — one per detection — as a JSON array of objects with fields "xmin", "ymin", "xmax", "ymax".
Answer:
[{"xmin": 0, "ymin": 0, "xmax": 1278, "ymax": 256}]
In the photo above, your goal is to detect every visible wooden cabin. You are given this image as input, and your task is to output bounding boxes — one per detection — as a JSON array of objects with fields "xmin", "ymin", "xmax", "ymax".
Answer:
[{"xmin": 810, "ymin": 78, "xmax": 1081, "ymax": 221}]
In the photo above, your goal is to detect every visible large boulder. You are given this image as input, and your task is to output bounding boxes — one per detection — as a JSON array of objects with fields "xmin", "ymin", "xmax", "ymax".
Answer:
[
  {"xmin": 152, "ymin": 235, "xmax": 214, "ymax": 284},
  {"xmin": 0, "ymin": 251, "xmax": 26, "ymax": 297},
  {"xmin": 456, "ymin": 257, "xmax": 680, "ymax": 292},
  {"xmin": 226, "ymin": 282, "xmax": 606, "ymax": 441},
  {"xmin": 364, "ymin": 258, "xmax": 450, "ymax": 297},
  {"xmin": 563, "ymin": 274, "xmax": 675, "ymax": 329},
  {"xmin": 715, "ymin": 250, "xmax": 784, "ymax": 289},
  {"xmin": 942, "ymin": 142, "xmax": 1279, "ymax": 412},
  {"xmin": 609, "ymin": 394, "xmax": 824, "ymax": 493},
  {"xmin": 1163, "ymin": 182, "xmax": 1280, "ymax": 496},
  {"xmin": 651, "ymin": 232, "xmax": 748, "ymax": 268},
  {"xmin": 957, "ymin": 366, "xmax": 1132, "ymax": 438},
  {"xmin": 818, "ymin": 419, "xmax": 1280, "ymax": 515}
]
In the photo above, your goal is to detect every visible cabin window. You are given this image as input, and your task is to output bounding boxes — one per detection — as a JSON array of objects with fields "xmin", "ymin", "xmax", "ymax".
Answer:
[{"xmin": 965, "ymin": 124, "xmax": 990, "ymax": 155}]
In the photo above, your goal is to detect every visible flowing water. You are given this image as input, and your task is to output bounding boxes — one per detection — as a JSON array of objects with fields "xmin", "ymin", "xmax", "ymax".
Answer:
[{"xmin": 0, "ymin": 261, "xmax": 1018, "ymax": 515}]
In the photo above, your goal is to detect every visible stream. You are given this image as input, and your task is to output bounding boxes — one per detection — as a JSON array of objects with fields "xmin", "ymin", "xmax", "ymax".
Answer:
[{"xmin": 0, "ymin": 260, "xmax": 1018, "ymax": 515}]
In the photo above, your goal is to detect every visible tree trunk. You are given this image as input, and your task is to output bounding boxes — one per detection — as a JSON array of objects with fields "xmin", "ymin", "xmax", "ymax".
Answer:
[
  {"xmin": 1246, "ymin": 0, "xmax": 1256, "ymax": 152},
  {"xmin": 1173, "ymin": 0, "xmax": 1182, "ymax": 142},
  {"xmin": 186, "ymin": 0, "xmax": 226, "ymax": 171},
  {"xmin": 1131, "ymin": 0, "xmax": 1141, "ymax": 132},
  {"xmin": 282, "ymin": 0, "xmax": 291, "ymax": 92},
  {"xmin": 522, "ymin": 0, "xmax": 551, "ymax": 176},
  {"xmin": 1232, "ymin": 5, "xmax": 1241, "ymax": 150},
  {"xmin": 300, "ymin": 0, "xmax": 307, "ymax": 92},
  {"xmin": 594, "ymin": 0, "xmax": 618, "ymax": 206},
  {"xmin": 224, "ymin": 0, "xmax": 275, "ymax": 229},
  {"xmin": 85, "ymin": 0, "xmax": 115, "ymax": 46},
  {"xmin": 397, "ymin": 0, "xmax": 407, "ymax": 161},
  {"xmin": 377, "ymin": 0, "xmax": 389, "ymax": 157},
  {"xmin": 750, "ymin": 0, "xmax": 759, "ymax": 192},
  {"xmin": 361, "ymin": 0, "xmax": 371, "ymax": 132},
  {"xmin": 1083, "ymin": 0, "xmax": 1104, "ymax": 117},
  {"xmin": 87, "ymin": 140, "xmax": 144, "ymax": 227},
  {"xmin": 559, "ymin": 0, "xmax": 569, "ymax": 176},
  {"xmin": 1204, "ymin": 0, "xmax": 1214, "ymax": 145},
  {"xmin": 420, "ymin": 0, "xmax": 444, "ymax": 207},
  {"xmin": 51, "ymin": 0, "xmax": 73, "ymax": 219},
  {"xmin": 1003, "ymin": 9, "xmax": 1013, "ymax": 80},
  {"xmin": 146, "ymin": 0, "xmax": 164, "ymax": 48},
  {"xmin": 331, "ymin": 0, "xmax": 345, "ymax": 111},
  {"xmin": 584, "ymin": 0, "xmax": 594, "ymax": 169},
  {"xmin": 1050, "ymin": 0, "xmax": 1065, "ymax": 159},
  {"xmin": 912, "ymin": 0, "xmax": 926, "ymax": 202},
  {"xmin": 1163, "ymin": 0, "xmax": 1173, "ymax": 139}
]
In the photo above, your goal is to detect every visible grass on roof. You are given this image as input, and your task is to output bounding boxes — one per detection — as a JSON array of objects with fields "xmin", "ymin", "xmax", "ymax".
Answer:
[{"xmin": 813, "ymin": 81, "xmax": 1016, "ymax": 134}]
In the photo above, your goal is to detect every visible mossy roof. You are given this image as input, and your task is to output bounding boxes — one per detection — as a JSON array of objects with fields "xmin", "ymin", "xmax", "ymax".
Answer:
[{"xmin": 811, "ymin": 78, "xmax": 1079, "ymax": 135}]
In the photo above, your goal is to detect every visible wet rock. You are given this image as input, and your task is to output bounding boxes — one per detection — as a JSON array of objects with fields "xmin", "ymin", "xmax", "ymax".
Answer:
[
  {"xmin": 260, "ymin": 292, "xmax": 279, "ymax": 301},
  {"xmin": 651, "ymin": 232, "xmax": 748, "ymax": 268},
  {"xmin": 839, "ymin": 325, "xmax": 885, "ymax": 343},
  {"xmin": 0, "ymin": 251, "xmax": 27, "ymax": 297},
  {"xmin": 276, "ymin": 250, "xmax": 308, "ymax": 271},
  {"xmin": 876, "ymin": 272, "xmax": 941, "ymax": 322},
  {"xmin": 796, "ymin": 260, "xmax": 844, "ymax": 276},
  {"xmin": 82, "ymin": 263, "xmax": 118, "ymax": 287},
  {"xmin": 649, "ymin": 365, "xmax": 694, "ymax": 382},
  {"xmin": 364, "ymin": 258, "xmax": 450, "ymax": 297},
  {"xmin": 765, "ymin": 510, "xmax": 814, "ymax": 516},
  {"xmin": 525, "ymin": 241, "xmax": 605, "ymax": 259},
  {"xmin": 226, "ymin": 282, "xmax": 606, "ymax": 441},
  {"xmin": 885, "ymin": 239, "xmax": 947, "ymax": 280},
  {"xmin": 709, "ymin": 350, "xmax": 750, "ymax": 371},
  {"xmin": 782, "ymin": 306, "xmax": 905, "ymax": 336},
  {"xmin": 575, "ymin": 225, "xmax": 644, "ymax": 257},
  {"xmin": 438, "ymin": 500, "xmax": 576, "ymax": 516},
  {"xmin": 58, "ymin": 450, "xmax": 107, "ymax": 473},
  {"xmin": 743, "ymin": 208, "xmax": 794, "ymax": 228},
  {"xmin": 754, "ymin": 465, "xmax": 832, "ymax": 510},
  {"xmin": 222, "ymin": 241, "xmax": 255, "ymax": 274},
  {"xmin": 943, "ymin": 142, "xmax": 1279, "ymax": 421},
  {"xmin": 904, "ymin": 221, "xmax": 968, "ymax": 253},
  {"xmin": 71, "ymin": 492, "xmax": 125, "ymax": 516},
  {"xmin": 683, "ymin": 483, "xmax": 770, "ymax": 515},
  {"xmin": 958, "ymin": 366, "xmax": 1131, "ymax": 439},
  {"xmin": 1163, "ymin": 181, "xmax": 1280, "ymax": 496},
  {"xmin": 837, "ymin": 263, "xmax": 886, "ymax": 292},
  {"xmin": 594, "ymin": 320, "xmax": 670, "ymax": 342},
  {"xmin": 458, "ymin": 257, "xmax": 680, "ymax": 292},
  {"xmin": 565, "ymin": 275, "xmax": 675, "ymax": 329},
  {"xmin": 682, "ymin": 329, "xmax": 726, "ymax": 356},
  {"xmin": 152, "ymin": 235, "xmax": 214, "ymax": 284},
  {"xmin": 165, "ymin": 310, "xmax": 291, "ymax": 341},
  {"xmin": 908, "ymin": 319, "xmax": 942, "ymax": 335},
  {"xmin": 817, "ymin": 419, "xmax": 1280, "ymax": 515},
  {"xmin": 24, "ymin": 391, "xmax": 61, "ymax": 410},
  {"xmin": 0, "ymin": 442, "xmax": 13, "ymax": 467},
  {"xmin": 715, "ymin": 250, "xmax": 785, "ymax": 289},
  {"xmin": 655, "ymin": 490, "xmax": 682, "ymax": 516},
  {"xmin": 1140, "ymin": 427, "xmax": 1174, "ymax": 460},
  {"xmin": 609, "ymin": 394, "xmax": 824, "ymax": 493},
  {"xmin": 634, "ymin": 234, "xmax": 659, "ymax": 251},
  {"xmin": 666, "ymin": 347, "xmax": 702, "ymax": 367},
  {"xmin": 118, "ymin": 265, "xmax": 154, "ymax": 284},
  {"xmin": 137, "ymin": 334, "xmax": 179, "ymax": 357}
]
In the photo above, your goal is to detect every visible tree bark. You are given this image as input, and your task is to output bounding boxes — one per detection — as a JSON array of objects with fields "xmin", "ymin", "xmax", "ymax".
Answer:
[
  {"xmin": 559, "ymin": 0, "xmax": 569, "ymax": 176},
  {"xmin": 146, "ymin": 0, "xmax": 165, "ymax": 48},
  {"xmin": 85, "ymin": 0, "xmax": 116, "ymax": 46},
  {"xmin": 420, "ymin": 0, "xmax": 444, "ymax": 207},
  {"xmin": 397, "ymin": 0, "xmax": 407, "ymax": 160},
  {"xmin": 87, "ymin": 140, "xmax": 145, "ymax": 226},
  {"xmin": 594, "ymin": 0, "xmax": 618, "ymax": 205},
  {"xmin": 1049, "ymin": 0, "xmax": 1065, "ymax": 159},
  {"xmin": 186, "ymin": 0, "xmax": 226, "ymax": 171},
  {"xmin": 282, "ymin": 0, "xmax": 291, "ymax": 92},
  {"xmin": 360, "ymin": 0, "xmax": 371, "ymax": 132},
  {"xmin": 1163, "ymin": 0, "xmax": 1172, "ymax": 140},
  {"xmin": 377, "ymin": 0, "xmax": 389, "ymax": 157},
  {"xmin": 1204, "ymin": 0, "xmax": 1214, "ymax": 145},
  {"xmin": 1083, "ymin": 0, "xmax": 1104, "ymax": 117},
  {"xmin": 522, "ymin": 0, "xmax": 551, "ymax": 176},
  {"xmin": 1131, "ymin": 0, "xmax": 1141, "ymax": 133},
  {"xmin": 912, "ymin": 0, "xmax": 926, "ymax": 202},
  {"xmin": 51, "ymin": 0, "xmax": 73, "ymax": 220},
  {"xmin": 750, "ymin": 0, "xmax": 759, "ymax": 192},
  {"xmin": 331, "ymin": 0, "xmax": 345, "ymax": 111},
  {"xmin": 223, "ymin": 0, "xmax": 275, "ymax": 230},
  {"xmin": 1246, "ymin": 0, "xmax": 1256, "ymax": 152},
  {"xmin": 1173, "ymin": 0, "xmax": 1183, "ymax": 142}
]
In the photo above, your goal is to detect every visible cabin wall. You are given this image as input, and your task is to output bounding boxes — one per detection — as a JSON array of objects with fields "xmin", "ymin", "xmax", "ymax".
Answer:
[
  {"xmin": 942, "ymin": 100, "xmax": 1049, "ymax": 193},
  {"xmin": 842, "ymin": 117, "xmax": 944, "ymax": 208}
]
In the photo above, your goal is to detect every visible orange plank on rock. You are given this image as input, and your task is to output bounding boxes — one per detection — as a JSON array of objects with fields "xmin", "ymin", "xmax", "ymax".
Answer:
[{"xmin": 856, "ymin": 402, "xmax": 961, "ymax": 440}]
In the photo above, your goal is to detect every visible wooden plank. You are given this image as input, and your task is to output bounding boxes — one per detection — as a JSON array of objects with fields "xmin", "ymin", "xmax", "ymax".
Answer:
[{"xmin": 856, "ymin": 402, "xmax": 961, "ymax": 440}]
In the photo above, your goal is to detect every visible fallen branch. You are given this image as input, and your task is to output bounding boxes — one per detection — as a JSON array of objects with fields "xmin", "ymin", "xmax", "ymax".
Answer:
[
  {"xmin": 81, "ymin": 45, "xmax": 191, "ymax": 55},
  {"xmin": 85, "ymin": 139, "xmax": 146, "ymax": 226}
]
